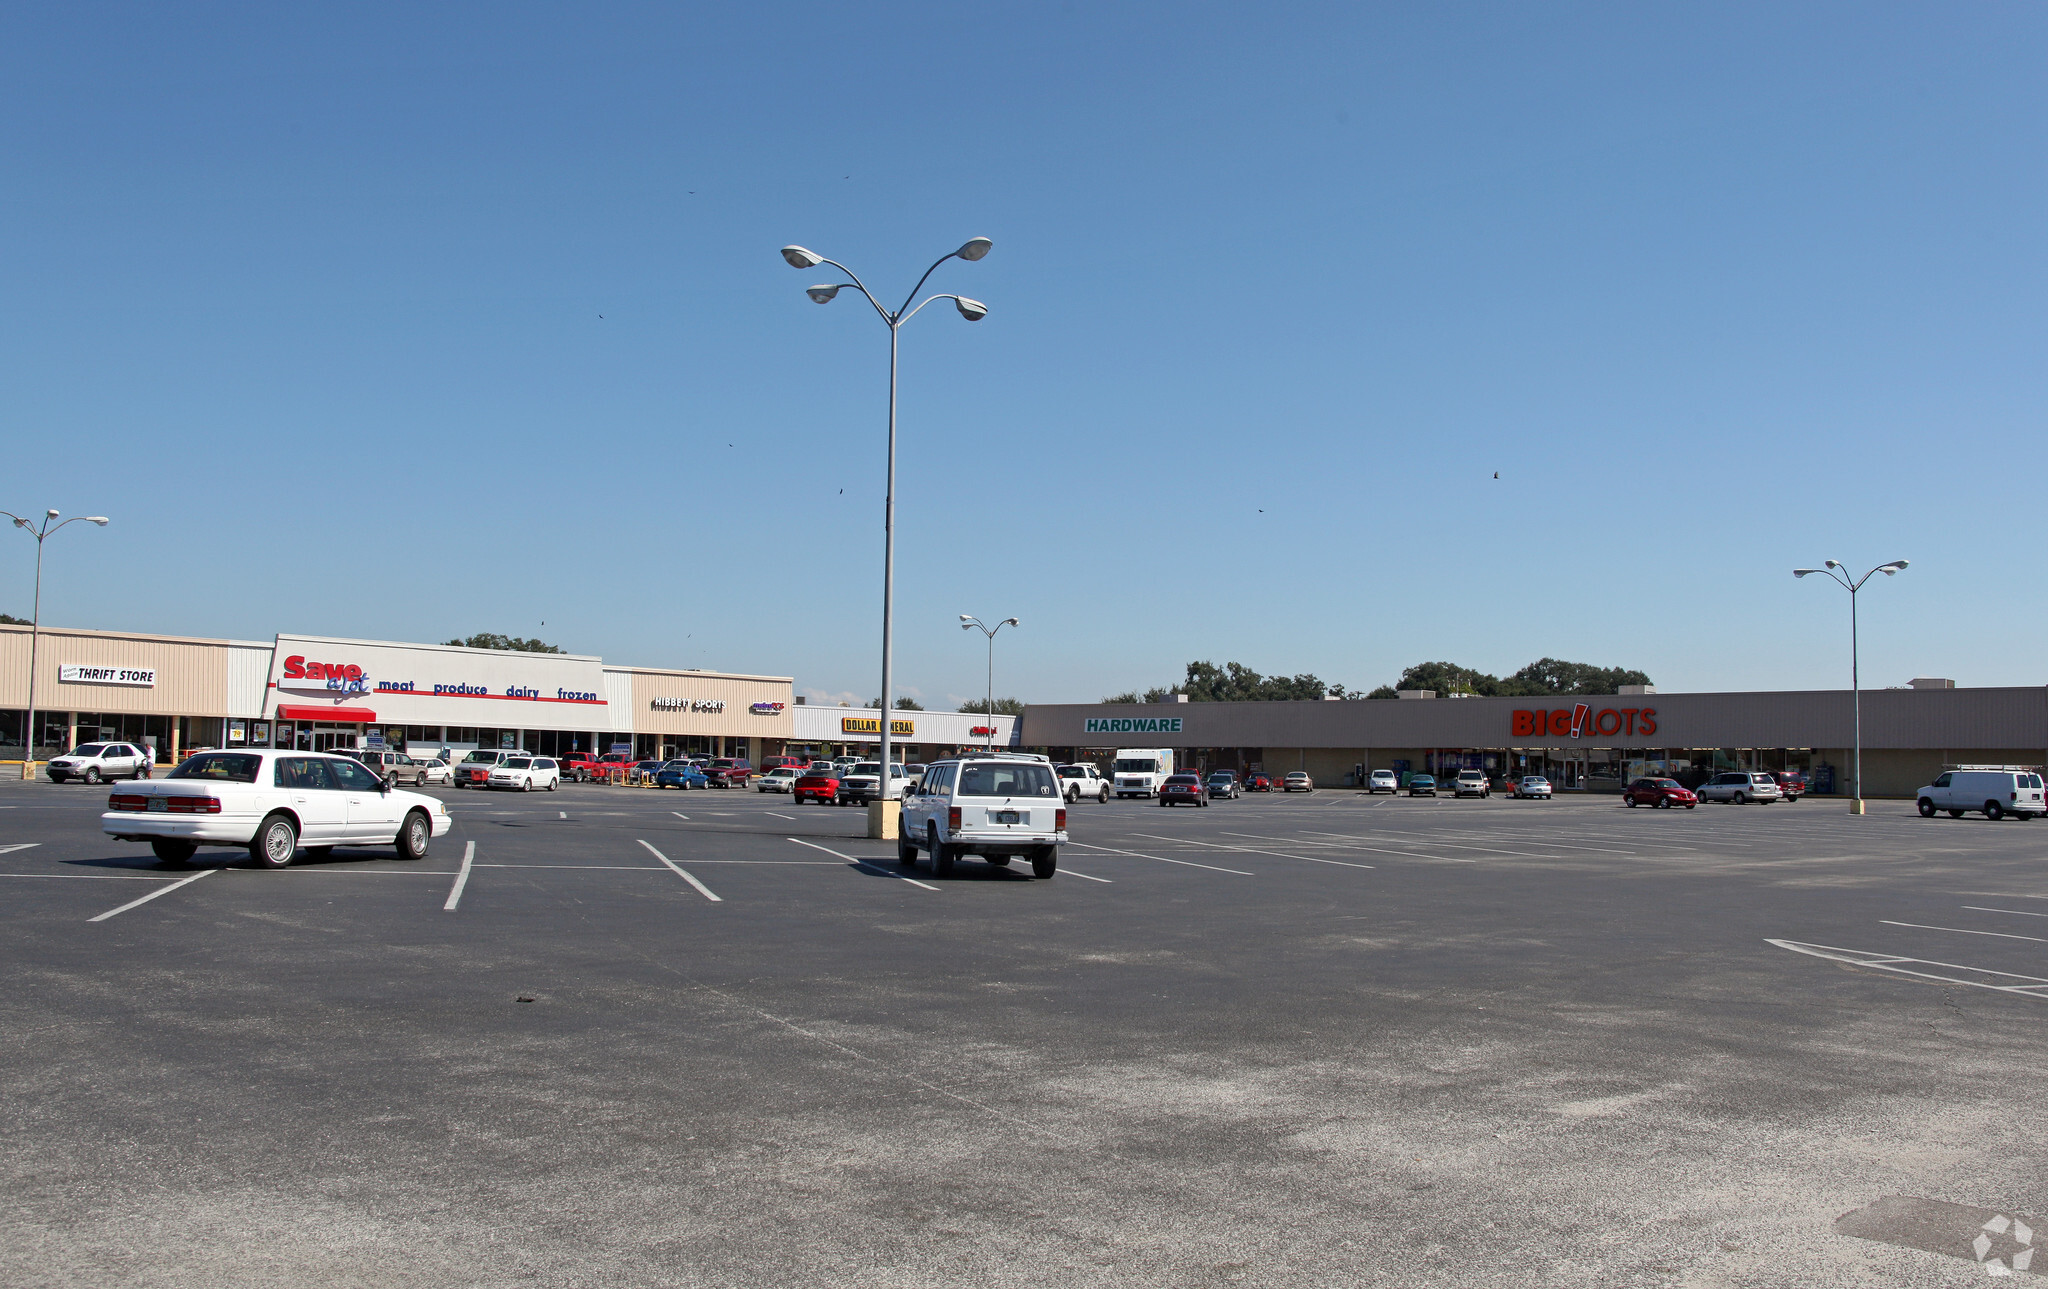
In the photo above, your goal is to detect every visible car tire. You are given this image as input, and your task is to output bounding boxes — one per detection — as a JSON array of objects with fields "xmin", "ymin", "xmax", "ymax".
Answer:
[
  {"xmin": 1986, "ymin": 801, "xmax": 2005, "ymax": 821},
  {"xmin": 251, "ymin": 813, "xmax": 297, "ymax": 869},
  {"xmin": 933, "ymin": 836, "xmax": 956, "ymax": 878},
  {"xmin": 396, "ymin": 810, "xmax": 431, "ymax": 861},
  {"xmin": 1625, "ymin": 797, "xmax": 1637, "ymax": 807},
  {"xmin": 898, "ymin": 829, "xmax": 920, "ymax": 866},
  {"xmin": 1031, "ymin": 846, "xmax": 1057, "ymax": 879},
  {"xmin": 1949, "ymin": 809, "xmax": 1965, "ymax": 818},
  {"xmin": 548, "ymin": 778, "xmax": 557, "ymax": 791},
  {"xmin": 1918, "ymin": 798, "xmax": 1936, "ymax": 817},
  {"xmin": 1099, "ymin": 787, "xmax": 1109, "ymax": 803},
  {"xmin": 85, "ymin": 767, "xmax": 101, "ymax": 785},
  {"xmin": 150, "ymin": 838, "xmax": 196, "ymax": 867},
  {"xmin": 1733, "ymin": 792, "xmax": 1746, "ymax": 805}
]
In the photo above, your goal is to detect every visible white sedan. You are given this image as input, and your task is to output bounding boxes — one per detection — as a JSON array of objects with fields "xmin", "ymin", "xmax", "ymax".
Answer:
[
  {"xmin": 415, "ymin": 757, "xmax": 454, "ymax": 787},
  {"xmin": 102, "ymin": 748, "xmax": 453, "ymax": 868},
  {"xmin": 757, "ymin": 767, "xmax": 801, "ymax": 793},
  {"xmin": 1512, "ymin": 775, "xmax": 1554, "ymax": 799},
  {"xmin": 487, "ymin": 756, "xmax": 560, "ymax": 792}
]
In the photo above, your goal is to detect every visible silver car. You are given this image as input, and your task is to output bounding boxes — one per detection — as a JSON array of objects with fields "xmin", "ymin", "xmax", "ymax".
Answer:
[
  {"xmin": 47, "ymin": 741, "xmax": 153, "ymax": 784},
  {"xmin": 1697, "ymin": 771, "xmax": 1783, "ymax": 804}
]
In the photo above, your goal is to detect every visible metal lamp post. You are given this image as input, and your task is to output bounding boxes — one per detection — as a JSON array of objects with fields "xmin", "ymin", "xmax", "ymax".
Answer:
[
  {"xmin": 3, "ymin": 509, "xmax": 111, "ymax": 780},
  {"xmin": 960, "ymin": 614, "xmax": 1019, "ymax": 751},
  {"xmin": 1793, "ymin": 559, "xmax": 1908, "ymax": 814},
  {"xmin": 780, "ymin": 238, "xmax": 990, "ymax": 825}
]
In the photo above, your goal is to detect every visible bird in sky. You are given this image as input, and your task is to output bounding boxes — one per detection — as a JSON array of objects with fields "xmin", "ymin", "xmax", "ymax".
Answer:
[
  {"xmin": 1493, "ymin": 472, "xmax": 1499, "ymax": 479},
  {"xmin": 838, "ymin": 489, "xmax": 843, "ymax": 494}
]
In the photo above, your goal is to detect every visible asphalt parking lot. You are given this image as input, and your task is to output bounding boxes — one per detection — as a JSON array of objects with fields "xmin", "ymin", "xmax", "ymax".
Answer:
[{"xmin": 4, "ymin": 778, "xmax": 2045, "ymax": 1287}]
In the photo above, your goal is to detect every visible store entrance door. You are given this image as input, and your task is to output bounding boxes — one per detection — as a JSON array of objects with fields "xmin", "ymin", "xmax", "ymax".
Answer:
[{"xmin": 311, "ymin": 725, "xmax": 360, "ymax": 753}]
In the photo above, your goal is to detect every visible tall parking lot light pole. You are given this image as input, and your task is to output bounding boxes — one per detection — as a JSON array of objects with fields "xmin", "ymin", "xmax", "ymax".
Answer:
[
  {"xmin": 3, "ymin": 509, "xmax": 111, "ymax": 780},
  {"xmin": 780, "ymin": 238, "xmax": 991, "ymax": 801},
  {"xmin": 960, "ymin": 615, "xmax": 1019, "ymax": 751},
  {"xmin": 1794, "ymin": 559, "xmax": 1908, "ymax": 814}
]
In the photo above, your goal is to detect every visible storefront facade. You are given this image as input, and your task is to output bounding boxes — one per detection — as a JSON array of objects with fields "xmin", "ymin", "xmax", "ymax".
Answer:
[
  {"xmin": 789, "ymin": 703, "xmax": 1017, "ymax": 762},
  {"xmin": 1023, "ymin": 686, "xmax": 2048, "ymax": 797},
  {"xmin": 3, "ymin": 624, "xmax": 793, "ymax": 766}
]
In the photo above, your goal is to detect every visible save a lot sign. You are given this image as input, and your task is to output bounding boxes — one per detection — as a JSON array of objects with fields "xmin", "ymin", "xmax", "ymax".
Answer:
[{"xmin": 1085, "ymin": 717, "xmax": 1183, "ymax": 734}]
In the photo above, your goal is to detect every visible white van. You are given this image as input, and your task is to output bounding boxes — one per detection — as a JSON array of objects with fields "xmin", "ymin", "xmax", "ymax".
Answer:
[
  {"xmin": 1112, "ymin": 748, "xmax": 1176, "ymax": 799},
  {"xmin": 1916, "ymin": 768, "xmax": 2045, "ymax": 821}
]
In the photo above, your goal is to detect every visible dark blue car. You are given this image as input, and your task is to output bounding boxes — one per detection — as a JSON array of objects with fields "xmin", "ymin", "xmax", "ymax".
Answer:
[{"xmin": 656, "ymin": 761, "xmax": 709, "ymax": 790}]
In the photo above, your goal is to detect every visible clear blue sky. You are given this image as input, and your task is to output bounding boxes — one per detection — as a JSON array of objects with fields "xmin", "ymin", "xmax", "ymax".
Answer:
[{"xmin": 4, "ymin": 3, "xmax": 2043, "ymax": 705}]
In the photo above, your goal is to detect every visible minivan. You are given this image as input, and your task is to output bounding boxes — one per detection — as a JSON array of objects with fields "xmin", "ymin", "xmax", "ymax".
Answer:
[
  {"xmin": 1697, "ymin": 772, "xmax": 1783, "ymax": 804},
  {"xmin": 1916, "ymin": 769, "xmax": 2045, "ymax": 821}
]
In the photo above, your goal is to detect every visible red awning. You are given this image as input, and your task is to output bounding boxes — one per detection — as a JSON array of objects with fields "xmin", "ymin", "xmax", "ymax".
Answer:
[{"xmin": 276, "ymin": 705, "xmax": 378, "ymax": 722}]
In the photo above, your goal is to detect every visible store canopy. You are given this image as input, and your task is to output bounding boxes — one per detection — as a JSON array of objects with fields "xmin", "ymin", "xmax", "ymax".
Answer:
[{"xmin": 276, "ymin": 705, "xmax": 378, "ymax": 722}]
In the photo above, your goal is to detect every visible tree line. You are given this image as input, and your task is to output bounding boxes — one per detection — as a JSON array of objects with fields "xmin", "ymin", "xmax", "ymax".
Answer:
[{"xmin": 1105, "ymin": 657, "xmax": 1651, "ymax": 703}]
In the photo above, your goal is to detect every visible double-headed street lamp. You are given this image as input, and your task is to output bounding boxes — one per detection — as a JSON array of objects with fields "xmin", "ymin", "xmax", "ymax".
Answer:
[
  {"xmin": 4, "ymin": 509, "xmax": 111, "ymax": 780},
  {"xmin": 960, "ymin": 614, "xmax": 1019, "ymax": 751},
  {"xmin": 781, "ymin": 238, "xmax": 991, "ymax": 800},
  {"xmin": 1794, "ymin": 558, "xmax": 1908, "ymax": 814}
]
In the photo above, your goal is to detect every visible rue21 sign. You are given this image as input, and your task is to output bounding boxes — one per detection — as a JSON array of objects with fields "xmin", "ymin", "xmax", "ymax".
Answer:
[
  {"xmin": 1085, "ymin": 717, "xmax": 1183, "ymax": 734},
  {"xmin": 1512, "ymin": 705, "xmax": 1658, "ymax": 740}
]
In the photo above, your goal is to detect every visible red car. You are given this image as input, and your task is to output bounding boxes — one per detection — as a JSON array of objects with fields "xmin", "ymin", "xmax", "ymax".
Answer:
[
  {"xmin": 794, "ymin": 767, "xmax": 841, "ymax": 805},
  {"xmin": 1623, "ymin": 778, "xmax": 1698, "ymax": 809},
  {"xmin": 761, "ymin": 755, "xmax": 807, "ymax": 772},
  {"xmin": 1768, "ymin": 770, "xmax": 1806, "ymax": 801},
  {"xmin": 1245, "ymin": 774, "xmax": 1274, "ymax": 793},
  {"xmin": 1158, "ymin": 774, "xmax": 1209, "ymax": 807}
]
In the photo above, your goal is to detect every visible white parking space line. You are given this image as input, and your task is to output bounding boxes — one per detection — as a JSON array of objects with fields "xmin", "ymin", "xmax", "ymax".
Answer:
[
  {"xmin": 1298, "ymin": 831, "xmax": 1555, "ymax": 859},
  {"xmin": 1255, "ymin": 833, "xmax": 1476, "ymax": 863},
  {"xmin": 0, "ymin": 843, "xmax": 41, "ymax": 855},
  {"xmin": 1965, "ymin": 906, "xmax": 2048, "ymax": 918},
  {"xmin": 1133, "ymin": 832, "xmax": 1373, "ymax": 870},
  {"xmin": 1881, "ymin": 920, "xmax": 2048, "ymax": 943},
  {"xmin": 1066, "ymin": 841, "xmax": 1253, "ymax": 876},
  {"xmin": 87, "ymin": 867, "xmax": 218, "ymax": 922},
  {"xmin": 1059, "ymin": 866, "xmax": 1113, "ymax": 883},
  {"xmin": 671, "ymin": 811, "xmax": 689, "ymax": 820},
  {"xmin": 1768, "ymin": 939, "xmax": 2048, "ymax": 999},
  {"xmin": 637, "ymin": 839, "xmax": 722, "ymax": 901},
  {"xmin": 443, "ymin": 841, "xmax": 476, "ymax": 911},
  {"xmin": 559, "ymin": 811, "xmax": 567, "ymax": 819},
  {"xmin": 787, "ymin": 838, "xmax": 941, "ymax": 891},
  {"xmin": 765, "ymin": 811, "xmax": 795, "ymax": 820}
]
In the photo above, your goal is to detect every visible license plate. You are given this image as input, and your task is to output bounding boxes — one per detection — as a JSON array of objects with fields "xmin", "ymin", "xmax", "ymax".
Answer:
[
  {"xmin": 147, "ymin": 797, "xmax": 168, "ymax": 812},
  {"xmin": 996, "ymin": 810, "xmax": 1020, "ymax": 825}
]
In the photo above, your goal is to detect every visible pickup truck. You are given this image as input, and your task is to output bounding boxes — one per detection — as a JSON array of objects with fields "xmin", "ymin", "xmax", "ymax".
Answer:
[
  {"xmin": 702, "ymin": 758, "xmax": 753, "ymax": 788},
  {"xmin": 558, "ymin": 753, "xmax": 604, "ymax": 783},
  {"xmin": 1058, "ymin": 763, "xmax": 1111, "ymax": 803}
]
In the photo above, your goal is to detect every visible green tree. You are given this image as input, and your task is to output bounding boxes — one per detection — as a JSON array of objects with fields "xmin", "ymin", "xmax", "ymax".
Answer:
[
  {"xmin": 1395, "ymin": 661, "xmax": 1501, "ymax": 696},
  {"xmin": 444, "ymin": 633, "xmax": 563, "ymax": 654},
  {"xmin": 0, "ymin": 613, "xmax": 29, "ymax": 625},
  {"xmin": 1506, "ymin": 657, "xmax": 1652, "ymax": 695},
  {"xmin": 958, "ymin": 697, "xmax": 1025, "ymax": 716},
  {"xmin": 867, "ymin": 697, "xmax": 928, "ymax": 709}
]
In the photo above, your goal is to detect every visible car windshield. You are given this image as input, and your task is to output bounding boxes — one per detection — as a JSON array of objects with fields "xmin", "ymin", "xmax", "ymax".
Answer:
[
  {"xmin": 1652, "ymin": 779, "xmax": 1680, "ymax": 788},
  {"xmin": 169, "ymin": 752, "xmax": 262, "ymax": 783},
  {"xmin": 1113, "ymin": 759, "xmax": 1160, "ymax": 774},
  {"xmin": 958, "ymin": 762, "xmax": 1058, "ymax": 798},
  {"xmin": 504, "ymin": 758, "xmax": 532, "ymax": 768},
  {"xmin": 1208, "ymin": 773, "xmax": 1232, "ymax": 781},
  {"xmin": 803, "ymin": 767, "xmax": 836, "ymax": 777},
  {"xmin": 851, "ymin": 763, "xmax": 880, "ymax": 775},
  {"xmin": 463, "ymin": 752, "xmax": 498, "ymax": 764},
  {"xmin": 71, "ymin": 744, "xmax": 108, "ymax": 757}
]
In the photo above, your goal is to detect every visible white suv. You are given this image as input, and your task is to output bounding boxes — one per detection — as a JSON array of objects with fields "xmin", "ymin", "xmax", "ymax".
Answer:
[
  {"xmin": 1697, "ymin": 771, "xmax": 1782, "ymax": 804},
  {"xmin": 487, "ymin": 756, "xmax": 560, "ymax": 792},
  {"xmin": 1452, "ymin": 769, "xmax": 1491, "ymax": 798},
  {"xmin": 47, "ymin": 741, "xmax": 153, "ymax": 784},
  {"xmin": 898, "ymin": 753, "xmax": 1067, "ymax": 878}
]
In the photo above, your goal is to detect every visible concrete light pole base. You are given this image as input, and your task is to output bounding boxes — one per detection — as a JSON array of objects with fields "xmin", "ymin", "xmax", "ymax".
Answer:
[
  {"xmin": 1849, "ymin": 798, "xmax": 1867, "ymax": 815},
  {"xmin": 867, "ymin": 799, "xmax": 900, "ymax": 840}
]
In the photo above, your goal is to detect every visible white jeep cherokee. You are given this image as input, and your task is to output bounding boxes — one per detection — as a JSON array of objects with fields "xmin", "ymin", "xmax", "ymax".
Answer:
[{"xmin": 898, "ymin": 753, "xmax": 1067, "ymax": 878}]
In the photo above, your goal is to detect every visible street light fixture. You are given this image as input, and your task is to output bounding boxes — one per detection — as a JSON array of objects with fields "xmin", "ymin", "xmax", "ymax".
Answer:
[
  {"xmin": 781, "ymin": 237, "xmax": 992, "ymax": 822},
  {"xmin": 960, "ymin": 615, "xmax": 1020, "ymax": 751},
  {"xmin": 3, "ymin": 508, "xmax": 111, "ymax": 780},
  {"xmin": 1793, "ymin": 559, "xmax": 1908, "ymax": 814}
]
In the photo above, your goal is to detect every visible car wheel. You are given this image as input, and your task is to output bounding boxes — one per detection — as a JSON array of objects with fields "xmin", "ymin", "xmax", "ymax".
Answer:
[
  {"xmin": 396, "ymin": 810, "xmax": 431, "ymax": 861},
  {"xmin": 1948, "ymin": 809, "xmax": 1965, "ymax": 818},
  {"xmin": 898, "ymin": 828, "xmax": 920, "ymax": 866},
  {"xmin": 1099, "ymin": 787, "xmax": 1109, "ymax": 803},
  {"xmin": 1918, "ymin": 798, "xmax": 1936, "ymax": 817},
  {"xmin": 1031, "ymin": 846, "xmax": 1058, "ymax": 879},
  {"xmin": 150, "ymin": 838, "xmax": 196, "ymax": 867},
  {"xmin": 250, "ymin": 813, "xmax": 297, "ymax": 869},
  {"xmin": 933, "ymin": 836, "xmax": 956, "ymax": 878},
  {"xmin": 1986, "ymin": 801, "xmax": 2005, "ymax": 821},
  {"xmin": 84, "ymin": 767, "xmax": 101, "ymax": 785},
  {"xmin": 547, "ymin": 777, "xmax": 557, "ymax": 791},
  {"xmin": 1067, "ymin": 787, "xmax": 1079, "ymax": 803},
  {"xmin": 1733, "ymin": 792, "xmax": 1746, "ymax": 805},
  {"xmin": 1625, "ymin": 797, "xmax": 1637, "ymax": 807}
]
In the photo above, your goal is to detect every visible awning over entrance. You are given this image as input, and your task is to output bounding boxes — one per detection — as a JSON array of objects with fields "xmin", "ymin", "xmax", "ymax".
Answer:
[{"xmin": 276, "ymin": 705, "xmax": 378, "ymax": 722}]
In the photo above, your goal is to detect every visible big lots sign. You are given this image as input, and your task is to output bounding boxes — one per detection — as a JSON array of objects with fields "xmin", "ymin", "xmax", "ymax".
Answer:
[{"xmin": 1512, "ymin": 704, "xmax": 1658, "ymax": 740}]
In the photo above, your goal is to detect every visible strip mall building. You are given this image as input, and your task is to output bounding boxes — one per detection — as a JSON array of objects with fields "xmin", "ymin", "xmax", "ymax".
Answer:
[
  {"xmin": 1022, "ymin": 684, "xmax": 2048, "ymax": 796},
  {"xmin": 0, "ymin": 624, "xmax": 796, "ymax": 764}
]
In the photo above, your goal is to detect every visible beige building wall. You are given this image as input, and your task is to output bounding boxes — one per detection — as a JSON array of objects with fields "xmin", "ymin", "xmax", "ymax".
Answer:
[
  {"xmin": 626, "ymin": 669, "xmax": 794, "ymax": 744},
  {"xmin": 0, "ymin": 624, "xmax": 231, "ymax": 716}
]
